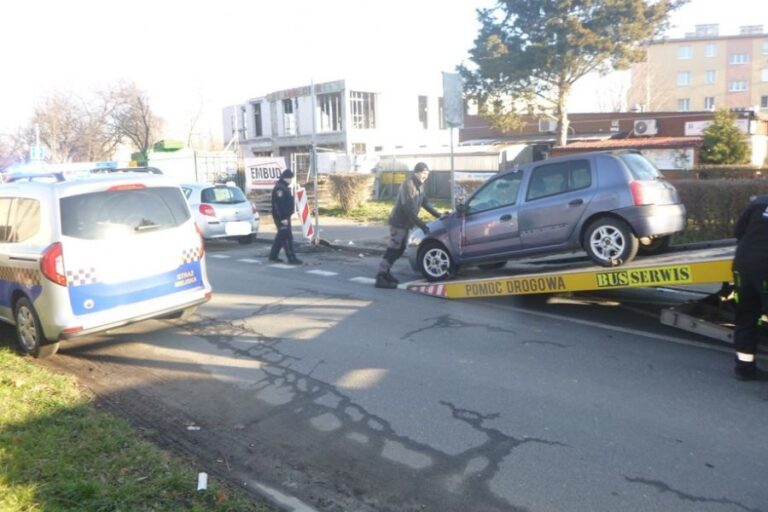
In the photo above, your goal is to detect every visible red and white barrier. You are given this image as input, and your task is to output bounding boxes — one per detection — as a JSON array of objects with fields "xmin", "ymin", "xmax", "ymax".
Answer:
[{"xmin": 295, "ymin": 186, "xmax": 315, "ymax": 239}]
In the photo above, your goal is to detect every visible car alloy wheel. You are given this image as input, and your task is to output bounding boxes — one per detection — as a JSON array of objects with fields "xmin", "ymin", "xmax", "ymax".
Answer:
[
  {"xmin": 419, "ymin": 242, "xmax": 454, "ymax": 281},
  {"xmin": 584, "ymin": 217, "xmax": 638, "ymax": 267}
]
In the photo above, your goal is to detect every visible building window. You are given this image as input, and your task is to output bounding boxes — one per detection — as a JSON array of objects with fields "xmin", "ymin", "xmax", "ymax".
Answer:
[
  {"xmin": 677, "ymin": 98, "xmax": 690, "ymax": 111},
  {"xmin": 704, "ymin": 97, "xmax": 716, "ymax": 110},
  {"xmin": 705, "ymin": 43, "xmax": 717, "ymax": 57},
  {"xmin": 762, "ymin": 95, "xmax": 768, "ymax": 108},
  {"xmin": 318, "ymin": 92, "xmax": 342, "ymax": 132},
  {"xmin": 677, "ymin": 72, "xmax": 691, "ymax": 86},
  {"xmin": 282, "ymin": 98, "xmax": 297, "ymax": 135},
  {"xmin": 729, "ymin": 80, "xmax": 748, "ymax": 92},
  {"xmin": 762, "ymin": 69, "xmax": 768, "ymax": 82},
  {"xmin": 350, "ymin": 91, "xmax": 376, "ymax": 129},
  {"xmin": 729, "ymin": 53, "xmax": 749, "ymax": 64},
  {"xmin": 705, "ymin": 70, "xmax": 716, "ymax": 84},
  {"xmin": 677, "ymin": 46, "xmax": 692, "ymax": 59},
  {"xmin": 438, "ymin": 97, "xmax": 446, "ymax": 129},
  {"xmin": 252, "ymin": 103, "xmax": 263, "ymax": 137},
  {"xmin": 418, "ymin": 95, "xmax": 428, "ymax": 129},
  {"xmin": 351, "ymin": 143, "xmax": 366, "ymax": 155}
]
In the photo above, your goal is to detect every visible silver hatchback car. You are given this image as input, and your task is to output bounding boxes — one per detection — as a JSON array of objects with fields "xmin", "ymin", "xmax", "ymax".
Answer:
[
  {"xmin": 181, "ymin": 182, "xmax": 259, "ymax": 244},
  {"xmin": 408, "ymin": 151, "xmax": 687, "ymax": 281}
]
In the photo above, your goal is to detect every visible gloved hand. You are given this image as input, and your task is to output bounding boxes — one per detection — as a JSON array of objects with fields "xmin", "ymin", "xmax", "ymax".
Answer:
[
  {"xmin": 440, "ymin": 211, "xmax": 451, "ymax": 219},
  {"xmin": 281, "ymin": 219, "xmax": 289, "ymax": 226}
]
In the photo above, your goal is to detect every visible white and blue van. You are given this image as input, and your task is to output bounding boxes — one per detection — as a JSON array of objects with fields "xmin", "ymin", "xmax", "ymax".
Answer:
[{"xmin": 0, "ymin": 172, "xmax": 212, "ymax": 357}]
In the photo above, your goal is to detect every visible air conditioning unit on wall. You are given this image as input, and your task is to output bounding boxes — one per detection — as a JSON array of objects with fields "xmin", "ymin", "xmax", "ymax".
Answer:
[
  {"xmin": 538, "ymin": 119, "xmax": 557, "ymax": 133},
  {"xmin": 634, "ymin": 119, "xmax": 658, "ymax": 136}
]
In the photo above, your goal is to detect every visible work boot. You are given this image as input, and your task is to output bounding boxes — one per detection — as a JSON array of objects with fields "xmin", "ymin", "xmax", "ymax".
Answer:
[
  {"xmin": 734, "ymin": 362, "xmax": 768, "ymax": 381},
  {"xmin": 287, "ymin": 258, "xmax": 303, "ymax": 265},
  {"xmin": 385, "ymin": 271, "xmax": 399, "ymax": 284},
  {"xmin": 268, "ymin": 256, "xmax": 284, "ymax": 263},
  {"xmin": 375, "ymin": 273, "xmax": 397, "ymax": 289}
]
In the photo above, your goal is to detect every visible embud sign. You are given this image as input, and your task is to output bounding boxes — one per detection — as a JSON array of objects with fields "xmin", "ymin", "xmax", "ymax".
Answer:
[{"xmin": 244, "ymin": 157, "xmax": 287, "ymax": 191}]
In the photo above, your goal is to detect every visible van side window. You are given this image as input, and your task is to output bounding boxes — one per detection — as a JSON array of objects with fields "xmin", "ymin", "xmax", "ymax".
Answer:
[
  {"xmin": 0, "ymin": 198, "xmax": 13, "ymax": 242},
  {"xmin": 527, "ymin": 160, "xmax": 591, "ymax": 200},
  {"xmin": 10, "ymin": 199, "xmax": 40, "ymax": 242}
]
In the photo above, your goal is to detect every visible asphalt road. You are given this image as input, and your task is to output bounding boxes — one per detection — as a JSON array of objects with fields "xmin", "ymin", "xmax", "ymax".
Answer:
[{"xmin": 34, "ymin": 240, "xmax": 768, "ymax": 512}]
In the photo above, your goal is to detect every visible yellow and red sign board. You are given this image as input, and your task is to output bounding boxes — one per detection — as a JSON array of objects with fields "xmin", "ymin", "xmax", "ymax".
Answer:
[{"xmin": 408, "ymin": 258, "xmax": 734, "ymax": 299}]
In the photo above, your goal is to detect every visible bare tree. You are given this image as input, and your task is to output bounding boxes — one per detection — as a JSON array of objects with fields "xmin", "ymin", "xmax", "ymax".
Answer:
[
  {"xmin": 0, "ymin": 131, "xmax": 26, "ymax": 171},
  {"xmin": 107, "ymin": 81, "xmax": 163, "ymax": 163}
]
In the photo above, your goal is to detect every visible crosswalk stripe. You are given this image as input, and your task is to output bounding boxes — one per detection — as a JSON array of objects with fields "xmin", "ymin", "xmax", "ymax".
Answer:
[
  {"xmin": 238, "ymin": 258, "xmax": 262, "ymax": 264},
  {"xmin": 209, "ymin": 254, "xmax": 230, "ymax": 259},
  {"xmin": 350, "ymin": 277, "xmax": 376, "ymax": 284},
  {"xmin": 307, "ymin": 270, "xmax": 338, "ymax": 276}
]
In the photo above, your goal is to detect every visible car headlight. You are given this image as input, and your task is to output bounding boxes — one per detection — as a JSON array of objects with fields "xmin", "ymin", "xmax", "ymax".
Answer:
[{"xmin": 408, "ymin": 230, "xmax": 425, "ymax": 246}]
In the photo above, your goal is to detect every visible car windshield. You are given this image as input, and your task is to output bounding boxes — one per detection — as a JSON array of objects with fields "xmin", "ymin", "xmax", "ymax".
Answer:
[
  {"xmin": 619, "ymin": 153, "xmax": 662, "ymax": 180},
  {"xmin": 201, "ymin": 186, "xmax": 247, "ymax": 204},
  {"xmin": 60, "ymin": 186, "xmax": 191, "ymax": 240}
]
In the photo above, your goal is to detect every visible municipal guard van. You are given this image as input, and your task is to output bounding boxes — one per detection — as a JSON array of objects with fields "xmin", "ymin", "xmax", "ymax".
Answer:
[{"xmin": 0, "ymin": 172, "xmax": 212, "ymax": 357}]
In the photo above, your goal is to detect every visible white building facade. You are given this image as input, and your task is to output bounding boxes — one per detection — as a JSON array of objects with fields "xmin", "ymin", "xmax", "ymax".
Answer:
[{"xmin": 222, "ymin": 78, "xmax": 454, "ymax": 175}]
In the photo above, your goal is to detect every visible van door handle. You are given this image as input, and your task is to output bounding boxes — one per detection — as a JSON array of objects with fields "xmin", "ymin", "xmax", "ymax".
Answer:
[
  {"xmin": 500, "ymin": 214, "xmax": 512, "ymax": 221},
  {"xmin": 569, "ymin": 199, "xmax": 584, "ymax": 206}
]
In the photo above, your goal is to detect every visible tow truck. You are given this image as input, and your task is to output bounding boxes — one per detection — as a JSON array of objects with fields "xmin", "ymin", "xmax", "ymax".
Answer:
[{"xmin": 406, "ymin": 243, "xmax": 743, "ymax": 344}]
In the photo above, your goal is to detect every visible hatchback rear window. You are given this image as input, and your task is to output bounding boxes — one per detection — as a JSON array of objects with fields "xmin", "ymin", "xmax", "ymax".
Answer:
[
  {"xmin": 618, "ymin": 153, "xmax": 662, "ymax": 180},
  {"xmin": 201, "ymin": 186, "xmax": 247, "ymax": 204},
  {"xmin": 60, "ymin": 187, "xmax": 191, "ymax": 240}
]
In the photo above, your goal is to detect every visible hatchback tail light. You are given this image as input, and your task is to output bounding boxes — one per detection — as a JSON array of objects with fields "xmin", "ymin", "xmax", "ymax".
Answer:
[
  {"xmin": 41, "ymin": 242, "xmax": 67, "ymax": 286},
  {"xmin": 629, "ymin": 181, "xmax": 652, "ymax": 206},
  {"xmin": 199, "ymin": 204, "xmax": 216, "ymax": 217}
]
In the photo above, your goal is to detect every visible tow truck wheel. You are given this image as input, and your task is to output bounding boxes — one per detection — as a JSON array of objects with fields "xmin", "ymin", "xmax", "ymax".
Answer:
[
  {"xmin": 14, "ymin": 297, "xmax": 58, "ymax": 358},
  {"xmin": 638, "ymin": 235, "xmax": 671, "ymax": 256},
  {"xmin": 418, "ymin": 242, "xmax": 455, "ymax": 282},
  {"xmin": 583, "ymin": 217, "xmax": 638, "ymax": 267}
]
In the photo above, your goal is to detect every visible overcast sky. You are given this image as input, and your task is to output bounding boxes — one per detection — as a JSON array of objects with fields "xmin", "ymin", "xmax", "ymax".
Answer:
[{"xmin": 2, "ymin": 0, "xmax": 765, "ymax": 141}]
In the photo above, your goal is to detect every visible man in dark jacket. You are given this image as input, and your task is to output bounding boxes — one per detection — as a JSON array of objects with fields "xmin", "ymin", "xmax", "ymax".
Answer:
[
  {"xmin": 375, "ymin": 162, "xmax": 441, "ymax": 289},
  {"xmin": 269, "ymin": 168, "xmax": 302, "ymax": 264},
  {"xmin": 732, "ymin": 195, "xmax": 768, "ymax": 380}
]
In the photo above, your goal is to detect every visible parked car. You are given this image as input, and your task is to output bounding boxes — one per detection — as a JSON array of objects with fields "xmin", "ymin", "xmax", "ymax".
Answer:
[
  {"xmin": 408, "ymin": 150, "xmax": 687, "ymax": 281},
  {"xmin": 0, "ymin": 172, "xmax": 212, "ymax": 357},
  {"xmin": 90, "ymin": 166, "xmax": 163, "ymax": 175},
  {"xmin": 180, "ymin": 182, "xmax": 259, "ymax": 244}
]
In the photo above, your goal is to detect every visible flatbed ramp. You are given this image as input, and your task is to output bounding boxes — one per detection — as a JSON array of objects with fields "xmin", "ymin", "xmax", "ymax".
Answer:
[{"xmin": 406, "ymin": 246, "xmax": 735, "ymax": 299}]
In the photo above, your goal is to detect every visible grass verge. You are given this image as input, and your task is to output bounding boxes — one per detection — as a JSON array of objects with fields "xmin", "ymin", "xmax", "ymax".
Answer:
[{"xmin": 0, "ymin": 347, "xmax": 270, "ymax": 512}]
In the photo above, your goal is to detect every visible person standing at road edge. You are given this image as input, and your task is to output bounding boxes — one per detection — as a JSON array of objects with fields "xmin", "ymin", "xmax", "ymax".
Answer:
[
  {"xmin": 269, "ymin": 168, "xmax": 302, "ymax": 265},
  {"xmin": 375, "ymin": 162, "xmax": 442, "ymax": 289},
  {"xmin": 732, "ymin": 194, "xmax": 768, "ymax": 381}
]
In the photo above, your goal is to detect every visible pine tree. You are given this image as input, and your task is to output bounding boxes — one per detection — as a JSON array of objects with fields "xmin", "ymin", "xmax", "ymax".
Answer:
[{"xmin": 700, "ymin": 109, "xmax": 750, "ymax": 165}]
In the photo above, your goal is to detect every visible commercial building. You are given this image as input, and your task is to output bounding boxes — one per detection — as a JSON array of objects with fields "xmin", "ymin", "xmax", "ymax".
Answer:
[{"xmin": 627, "ymin": 24, "xmax": 768, "ymax": 113}]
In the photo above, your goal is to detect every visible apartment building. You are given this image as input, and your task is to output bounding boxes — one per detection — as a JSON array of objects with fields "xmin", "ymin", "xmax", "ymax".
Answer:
[
  {"xmin": 628, "ymin": 24, "xmax": 768, "ymax": 113},
  {"xmin": 222, "ymin": 79, "xmax": 453, "ymax": 175}
]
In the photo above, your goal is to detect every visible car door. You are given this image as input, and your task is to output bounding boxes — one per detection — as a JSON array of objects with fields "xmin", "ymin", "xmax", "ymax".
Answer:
[
  {"xmin": 459, "ymin": 171, "xmax": 523, "ymax": 259},
  {"xmin": 518, "ymin": 159, "xmax": 595, "ymax": 250}
]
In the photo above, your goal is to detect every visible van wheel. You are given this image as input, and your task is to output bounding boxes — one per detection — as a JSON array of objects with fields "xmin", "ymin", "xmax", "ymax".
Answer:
[
  {"xmin": 638, "ymin": 235, "xmax": 671, "ymax": 256},
  {"xmin": 15, "ymin": 297, "xmax": 58, "ymax": 358},
  {"xmin": 418, "ymin": 241, "xmax": 456, "ymax": 282},
  {"xmin": 583, "ymin": 217, "xmax": 638, "ymax": 267},
  {"xmin": 238, "ymin": 234, "xmax": 255, "ymax": 245}
]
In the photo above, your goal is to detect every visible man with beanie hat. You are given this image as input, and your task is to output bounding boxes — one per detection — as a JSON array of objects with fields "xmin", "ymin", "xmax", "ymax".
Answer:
[
  {"xmin": 375, "ymin": 162, "xmax": 441, "ymax": 289},
  {"xmin": 269, "ymin": 168, "xmax": 302, "ymax": 264}
]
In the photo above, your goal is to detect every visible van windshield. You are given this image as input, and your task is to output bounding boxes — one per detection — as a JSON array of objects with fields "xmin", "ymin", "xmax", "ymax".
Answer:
[
  {"xmin": 618, "ymin": 153, "xmax": 662, "ymax": 181},
  {"xmin": 60, "ymin": 187, "xmax": 191, "ymax": 240}
]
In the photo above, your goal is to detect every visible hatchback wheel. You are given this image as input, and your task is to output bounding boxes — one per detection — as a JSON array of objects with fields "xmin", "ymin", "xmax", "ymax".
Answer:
[
  {"xmin": 583, "ymin": 218, "xmax": 638, "ymax": 267},
  {"xmin": 15, "ymin": 297, "xmax": 58, "ymax": 358},
  {"xmin": 419, "ymin": 242, "xmax": 456, "ymax": 281},
  {"xmin": 238, "ymin": 234, "xmax": 256, "ymax": 245}
]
